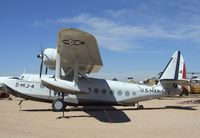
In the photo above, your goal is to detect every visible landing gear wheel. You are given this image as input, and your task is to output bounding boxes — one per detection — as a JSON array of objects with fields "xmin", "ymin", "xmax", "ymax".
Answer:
[
  {"xmin": 138, "ymin": 105, "xmax": 144, "ymax": 109},
  {"xmin": 136, "ymin": 102, "xmax": 144, "ymax": 110},
  {"xmin": 52, "ymin": 98, "xmax": 66, "ymax": 112}
]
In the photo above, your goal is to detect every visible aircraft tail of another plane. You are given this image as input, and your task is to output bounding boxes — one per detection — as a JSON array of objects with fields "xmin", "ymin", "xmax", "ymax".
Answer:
[{"xmin": 158, "ymin": 50, "xmax": 188, "ymax": 90}]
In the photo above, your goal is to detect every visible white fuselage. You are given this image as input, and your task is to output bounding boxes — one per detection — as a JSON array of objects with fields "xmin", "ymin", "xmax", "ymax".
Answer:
[{"xmin": 3, "ymin": 75, "xmax": 179, "ymax": 106}]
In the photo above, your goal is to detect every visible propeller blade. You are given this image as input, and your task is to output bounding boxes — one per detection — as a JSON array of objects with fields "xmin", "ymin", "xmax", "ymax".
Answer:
[
  {"xmin": 45, "ymin": 67, "xmax": 48, "ymax": 75},
  {"xmin": 40, "ymin": 60, "xmax": 43, "ymax": 78},
  {"xmin": 39, "ymin": 44, "xmax": 44, "ymax": 78}
]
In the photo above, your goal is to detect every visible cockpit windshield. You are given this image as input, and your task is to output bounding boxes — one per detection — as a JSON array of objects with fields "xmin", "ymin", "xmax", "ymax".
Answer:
[{"xmin": 9, "ymin": 76, "xmax": 20, "ymax": 80}]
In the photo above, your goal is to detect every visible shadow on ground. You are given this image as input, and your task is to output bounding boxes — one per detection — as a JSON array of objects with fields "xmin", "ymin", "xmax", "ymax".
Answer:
[
  {"xmin": 140, "ymin": 106, "xmax": 197, "ymax": 111},
  {"xmin": 55, "ymin": 106, "xmax": 131, "ymax": 123},
  {"xmin": 22, "ymin": 106, "xmax": 131, "ymax": 123},
  {"xmin": 82, "ymin": 106, "xmax": 131, "ymax": 123},
  {"xmin": 21, "ymin": 105, "xmax": 197, "ymax": 123}
]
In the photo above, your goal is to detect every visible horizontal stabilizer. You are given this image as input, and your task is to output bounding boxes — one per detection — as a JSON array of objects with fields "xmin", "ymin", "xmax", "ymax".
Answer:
[
  {"xmin": 159, "ymin": 79, "xmax": 189, "ymax": 90},
  {"xmin": 160, "ymin": 79, "xmax": 189, "ymax": 86},
  {"xmin": 41, "ymin": 78, "xmax": 88, "ymax": 94}
]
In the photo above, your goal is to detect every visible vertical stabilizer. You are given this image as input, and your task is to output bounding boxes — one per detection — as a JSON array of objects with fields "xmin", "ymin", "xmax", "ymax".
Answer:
[{"xmin": 159, "ymin": 50, "xmax": 186, "ymax": 81}]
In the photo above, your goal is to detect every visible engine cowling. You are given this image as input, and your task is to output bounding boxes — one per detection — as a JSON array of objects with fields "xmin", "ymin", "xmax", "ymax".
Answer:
[{"xmin": 43, "ymin": 48, "xmax": 57, "ymax": 70}]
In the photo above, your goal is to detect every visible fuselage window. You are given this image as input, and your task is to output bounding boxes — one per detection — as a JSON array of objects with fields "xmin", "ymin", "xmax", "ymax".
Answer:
[
  {"xmin": 140, "ymin": 88, "xmax": 144, "ymax": 92},
  {"xmin": 132, "ymin": 92, "xmax": 136, "ymax": 96},
  {"xmin": 125, "ymin": 91, "xmax": 130, "ymax": 96},
  {"xmin": 145, "ymin": 88, "xmax": 148, "ymax": 93},
  {"xmin": 118, "ymin": 90, "xmax": 123, "ymax": 96},
  {"xmin": 94, "ymin": 88, "xmax": 99, "ymax": 94},
  {"xmin": 102, "ymin": 89, "xmax": 107, "ymax": 94},
  {"xmin": 40, "ymin": 84, "xmax": 45, "ymax": 89}
]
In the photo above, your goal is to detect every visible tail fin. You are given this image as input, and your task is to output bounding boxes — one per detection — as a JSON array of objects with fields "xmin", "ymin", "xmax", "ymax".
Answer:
[
  {"xmin": 159, "ymin": 50, "xmax": 186, "ymax": 81},
  {"xmin": 158, "ymin": 50, "xmax": 187, "ymax": 90}
]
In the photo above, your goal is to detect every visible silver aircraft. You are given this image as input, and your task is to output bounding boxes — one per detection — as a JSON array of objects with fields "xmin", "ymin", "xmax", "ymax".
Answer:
[{"xmin": 3, "ymin": 28, "xmax": 187, "ymax": 112}]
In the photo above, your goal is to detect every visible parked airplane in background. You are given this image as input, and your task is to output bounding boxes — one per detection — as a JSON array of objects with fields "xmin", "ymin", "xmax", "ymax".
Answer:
[
  {"xmin": 2, "ymin": 28, "xmax": 187, "ymax": 112},
  {"xmin": 180, "ymin": 72, "xmax": 200, "ymax": 96},
  {"xmin": 0, "ymin": 77, "xmax": 11, "ymax": 99}
]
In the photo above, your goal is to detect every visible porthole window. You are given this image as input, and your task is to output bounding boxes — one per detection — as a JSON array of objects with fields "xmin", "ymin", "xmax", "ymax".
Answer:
[
  {"xmin": 40, "ymin": 84, "xmax": 45, "ymax": 89},
  {"xmin": 125, "ymin": 91, "xmax": 130, "ymax": 96},
  {"xmin": 132, "ymin": 92, "xmax": 136, "ymax": 96},
  {"xmin": 118, "ymin": 90, "xmax": 123, "ymax": 96},
  {"xmin": 102, "ymin": 89, "xmax": 107, "ymax": 94},
  {"xmin": 94, "ymin": 88, "xmax": 99, "ymax": 94}
]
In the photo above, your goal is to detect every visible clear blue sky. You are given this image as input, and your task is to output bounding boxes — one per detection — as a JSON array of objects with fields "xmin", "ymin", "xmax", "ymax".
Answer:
[{"xmin": 0, "ymin": 0, "xmax": 200, "ymax": 80}]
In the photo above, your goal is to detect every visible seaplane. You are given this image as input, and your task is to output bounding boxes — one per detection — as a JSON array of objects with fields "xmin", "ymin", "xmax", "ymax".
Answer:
[{"xmin": 2, "ymin": 28, "xmax": 187, "ymax": 112}]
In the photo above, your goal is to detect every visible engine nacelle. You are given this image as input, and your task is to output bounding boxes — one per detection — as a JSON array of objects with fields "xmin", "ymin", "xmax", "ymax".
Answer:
[{"xmin": 43, "ymin": 48, "xmax": 57, "ymax": 69}]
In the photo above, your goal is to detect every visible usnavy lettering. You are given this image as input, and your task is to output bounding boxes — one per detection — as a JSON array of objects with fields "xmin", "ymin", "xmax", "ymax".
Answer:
[
  {"xmin": 16, "ymin": 83, "xmax": 34, "ymax": 88},
  {"xmin": 140, "ymin": 88, "xmax": 165, "ymax": 93}
]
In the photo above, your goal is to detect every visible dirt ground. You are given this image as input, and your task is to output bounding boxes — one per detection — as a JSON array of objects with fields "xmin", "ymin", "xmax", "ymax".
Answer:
[{"xmin": 0, "ymin": 97, "xmax": 200, "ymax": 138}]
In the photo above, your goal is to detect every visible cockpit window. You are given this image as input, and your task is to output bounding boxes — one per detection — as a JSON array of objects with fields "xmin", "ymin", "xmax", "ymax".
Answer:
[
  {"xmin": 9, "ymin": 77, "xmax": 20, "ymax": 80},
  {"xmin": 17, "ymin": 74, "xmax": 25, "ymax": 80}
]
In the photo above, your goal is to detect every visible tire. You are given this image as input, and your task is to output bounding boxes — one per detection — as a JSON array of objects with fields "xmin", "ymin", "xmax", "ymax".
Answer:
[
  {"xmin": 138, "ymin": 105, "xmax": 144, "ymax": 109},
  {"xmin": 52, "ymin": 98, "xmax": 66, "ymax": 112}
]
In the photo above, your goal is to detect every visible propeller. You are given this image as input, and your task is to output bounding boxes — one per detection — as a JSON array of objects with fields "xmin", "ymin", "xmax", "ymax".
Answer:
[
  {"xmin": 45, "ymin": 66, "xmax": 48, "ymax": 75},
  {"xmin": 37, "ymin": 46, "xmax": 44, "ymax": 78}
]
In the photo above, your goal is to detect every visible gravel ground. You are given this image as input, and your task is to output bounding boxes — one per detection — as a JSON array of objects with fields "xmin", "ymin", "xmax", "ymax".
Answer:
[{"xmin": 0, "ymin": 97, "xmax": 200, "ymax": 138}]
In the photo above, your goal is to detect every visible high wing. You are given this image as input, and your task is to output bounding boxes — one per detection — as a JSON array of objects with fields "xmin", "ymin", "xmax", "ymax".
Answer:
[
  {"xmin": 41, "ymin": 28, "xmax": 103, "ymax": 94},
  {"xmin": 58, "ymin": 28, "xmax": 103, "ymax": 74}
]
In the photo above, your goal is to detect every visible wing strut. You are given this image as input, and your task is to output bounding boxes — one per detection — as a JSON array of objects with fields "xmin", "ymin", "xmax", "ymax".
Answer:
[
  {"xmin": 55, "ymin": 52, "xmax": 61, "ymax": 79},
  {"xmin": 73, "ymin": 58, "xmax": 79, "ymax": 84},
  {"xmin": 55, "ymin": 51, "xmax": 80, "ymax": 84}
]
